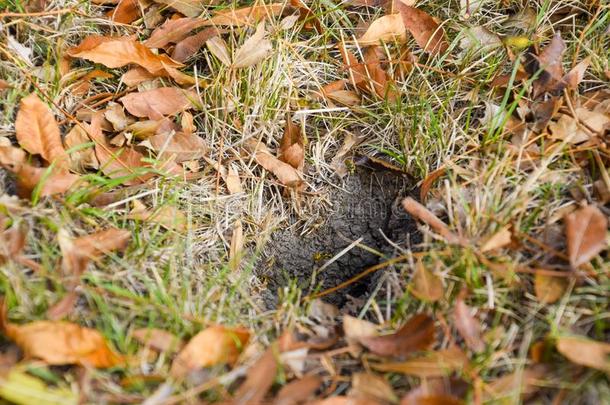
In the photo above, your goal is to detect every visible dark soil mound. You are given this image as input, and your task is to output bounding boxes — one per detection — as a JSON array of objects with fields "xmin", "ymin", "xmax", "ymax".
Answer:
[{"xmin": 262, "ymin": 166, "xmax": 418, "ymax": 307}]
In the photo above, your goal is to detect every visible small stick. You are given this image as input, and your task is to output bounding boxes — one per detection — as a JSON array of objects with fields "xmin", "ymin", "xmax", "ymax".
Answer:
[{"xmin": 402, "ymin": 197, "xmax": 463, "ymax": 245}]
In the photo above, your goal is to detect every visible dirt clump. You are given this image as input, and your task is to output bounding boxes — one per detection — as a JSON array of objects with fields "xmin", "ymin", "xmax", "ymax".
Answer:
[{"xmin": 262, "ymin": 166, "xmax": 417, "ymax": 307}]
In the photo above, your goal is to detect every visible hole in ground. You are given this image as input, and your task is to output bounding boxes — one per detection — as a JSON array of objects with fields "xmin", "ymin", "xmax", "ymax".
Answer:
[{"xmin": 261, "ymin": 166, "xmax": 419, "ymax": 309}]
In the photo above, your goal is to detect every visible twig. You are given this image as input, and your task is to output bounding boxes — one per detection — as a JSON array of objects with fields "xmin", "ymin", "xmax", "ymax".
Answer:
[{"xmin": 402, "ymin": 197, "xmax": 464, "ymax": 245}]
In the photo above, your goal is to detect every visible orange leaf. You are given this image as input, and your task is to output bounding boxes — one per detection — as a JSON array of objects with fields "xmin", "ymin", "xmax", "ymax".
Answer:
[
  {"xmin": 147, "ymin": 132, "xmax": 207, "ymax": 162},
  {"xmin": 15, "ymin": 93, "xmax": 68, "ymax": 169},
  {"xmin": 556, "ymin": 336, "xmax": 610, "ymax": 373},
  {"xmin": 170, "ymin": 325, "xmax": 250, "ymax": 378},
  {"xmin": 145, "ymin": 18, "xmax": 207, "ymax": 49},
  {"xmin": 67, "ymin": 36, "xmax": 183, "ymax": 75},
  {"xmin": 565, "ymin": 205, "xmax": 608, "ymax": 268},
  {"xmin": 16, "ymin": 165, "xmax": 81, "ymax": 198},
  {"xmin": 409, "ymin": 260, "xmax": 443, "ymax": 302},
  {"xmin": 359, "ymin": 313, "xmax": 435, "ymax": 357},
  {"xmin": 245, "ymin": 139, "xmax": 304, "ymax": 187},
  {"xmin": 171, "ymin": 27, "xmax": 223, "ymax": 62},
  {"xmin": 279, "ymin": 115, "xmax": 304, "ymax": 170},
  {"xmin": 358, "ymin": 14, "xmax": 406, "ymax": 46},
  {"xmin": 0, "ymin": 300, "xmax": 122, "ymax": 367},
  {"xmin": 132, "ymin": 328, "xmax": 184, "ymax": 353},
  {"xmin": 534, "ymin": 272, "xmax": 567, "ymax": 304},
  {"xmin": 107, "ymin": 0, "xmax": 140, "ymax": 24},
  {"xmin": 373, "ymin": 347, "xmax": 468, "ymax": 377}
]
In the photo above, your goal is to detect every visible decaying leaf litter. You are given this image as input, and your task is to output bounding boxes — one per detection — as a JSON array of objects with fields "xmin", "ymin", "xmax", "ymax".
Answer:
[{"xmin": 0, "ymin": 0, "xmax": 609, "ymax": 403}]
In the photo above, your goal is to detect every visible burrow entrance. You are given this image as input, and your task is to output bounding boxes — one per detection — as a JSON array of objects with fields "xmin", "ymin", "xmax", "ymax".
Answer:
[{"xmin": 261, "ymin": 165, "xmax": 419, "ymax": 308}]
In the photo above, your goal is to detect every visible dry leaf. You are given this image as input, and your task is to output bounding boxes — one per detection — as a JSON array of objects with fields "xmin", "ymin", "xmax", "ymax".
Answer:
[
  {"xmin": 67, "ymin": 36, "xmax": 182, "ymax": 75},
  {"xmin": 204, "ymin": 3, "xmax": 285, "ymax": 27},
  {"xmin": 127, "ymin": 204, "xmax": 188, "ymax": 232},
  {"xmin": 359, "ymin": 313, "xmax": 435, "ymax": 357},
  {"xmin": 0, "ymin": 220, "xmax": 27, "ymax": 264},
  {"xmin": 453, "ymin": 298, "xmax": 485, "ymax": 353},
  {"xmin": 147, "ymin": 132, "xmax": 207, "ymax": 162},
  {"xmin": 152, "ymin": 0, "xmax": 203, "ymax": 17},
  {"xmin": 145, "ymin": 18, "xmax": 206, "ymax": 49},
  {"xmin": 229, "ymin": 220, "xmax": 244, "ymax": 270},
  {"xmin": 245, "ymin": 139, "xmax": 303, "ymax": 187},
  {"xmin": 565, "ymin": 205, "xmax": 608, "ymax": 268},
  {"xmin": 556, "ymin": 336, "xmax": 610, "ymax": 373},
  {"xmin": 207, "ymin": 36, "xmax": 232, "ymax": 66},
  {"xmin": 534, "ymin": 273, "xmax": 568, "ymax": 304},
  {"xmin": 233, "ymin": 23, "xmax": 273, "ymax": 68},
  {"xmin": 394, "ymin": 2, "xmax": 448, "ymax": 55},
  {"xmin": 533, "ymin": 32, "xmax": 565, "ymax": 96},
  {"xmin": 358, "ymin": 14, "xmax": 406, "ymax": 46},
  {"xmin": 274, "ymin": 375, "xmax": 321, "ymax": 405},
  {"xmin": 343, "ymin": 315, "xmax": 379, "ymax": 341},
  {"xmin": 480, "ymin": 226, "xmax": 512, "ymax": 252},
  {"xmin": 483, "ymin": 367, "xmax": 545, "ymax": 402},
  {"xmin": 15, "ymin": 93, "xmax": 68, "ymax": 169},
  {"xmin": 373, "ymin": 347, "xmax": 468, "ymax": 377},
  {"xmin": 309, "ymin": 397, "xmax": 382, "ymax": 405},
  {"xmin": 133, "ymin": 328, "xmax": 184, "ymax": 353},
  {"xmin": 172, "ymin": 27, "xmax": 223, "ymax": 62},
  {"xmin": 548, "ymin": 113, "xmax": 590, "ymax": 144},
  {"xmin": 351, "ymin": 373, "xmax": 398, "ymax": 404},
  {"xmin": 119, "ymin": 87, "xmax": 196, "ymax": 120},
  {"xmin": 409, "ymin": 260, "xmax": 443, "ymax": 302},
  {"xmin": 330, "ymin": 132, "xmax": 364, "ymax": 177},
  {"xmin": 170, "ymin": 325, "xmax": 250, "ymax": 378},
  {"xmin": 108, "ymin": 0, "xmax": 141, "ymax": 24},
  {"xmin": 16, "ymin": 165, "xmax": 81, "ymax": 198},
  {"xmin": 104, "ymin": 102, "xmax": 133, "ymax": 131},
  {"xmin": 0, "ymin": 300, "xmax": 122, "ymax": 367},
  {"xmin": 279, "ymin": 116, "xmax": 304, "ymax": 170},
  {"xmin": 224, "ymin": 164, "xmax": 243, "ymax": 194}
]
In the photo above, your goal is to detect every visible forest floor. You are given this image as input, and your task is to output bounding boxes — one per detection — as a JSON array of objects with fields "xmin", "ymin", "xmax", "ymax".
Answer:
[{"xmin": 0, "ymin": 0, "xmax": 608, "ymax": 404}]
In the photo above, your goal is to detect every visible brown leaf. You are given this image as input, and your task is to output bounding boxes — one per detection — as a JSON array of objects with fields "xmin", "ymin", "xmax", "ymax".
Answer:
[
  {"xmin": 145, "ymin": 18, "xmax": 206, "ymax": 49},
  {"xmin": 373, "ymin": 347, "xmax": 468, "ymax": 377},
  {"xmin": 310, "ymin": 397, "xmax": 382, "ymax": 405},
  {"xmin": 565, "ymin": 205, "xmax": 608, "ymax": 268},
  {"xmin": 16, "ymin": 165, "xmax": 81, "ymax": 198},
  {"xmin": 359, "ymin": 313, "xmax": 435, "ymax": 357},
  {"xmin": 206, "ymin": 36, "xmax": 232, "ymax": 66},
  {"xmin": 274, "ymin": 375, "xmax": 321, "ymax": 405},
  {"xmin": 0, "ymin": 300, "xmax": 122, "ymax": 367},
  {"xmin": 279, "ymin": 115, "xmax": 304, "ymax": 170},
  {"xmin": 151, "ymin": 0, "xmax": 203, "ymax": 17},
  {"xmin": 46, "ymin": 291, "xmax": 79, "ymax": 321},
  {"xmin": 119, "ymin": 87, "xmax": 196, "ymax": 120},
  {"xmin": 132, "ymin": 328, "xmax": 184, "ymax": 353},
  {"xmin": 107, "ymin": 0, "xmax": 141, "ymax": 24},
  {"xmin": 203, "ymin": 3, "xmax": 285, "ymax": 27},
  {"xmin": 556, "ymin": 336, "xmax": 610, "ymax": 373},
  {"xmin": 351, "ymin": 373, "xmax": 398, "ymax": 404},
  {"xmin": 562, "ymin": 56, "xmax": 590, "ymax": 90},
  {"xmin": 121, "ymin": 67, "xmax": 156, "ymax": 87},
  {"xmin": 147, "ymin": 132, "xmax": 207, "ymax": 162},
  {"xmin": 172, "ymin": 27, "xmax": 223, "ymax": 62},
  {"xmin": 59, "ymin": 227, "xmax": 131, "ymax": 277},
  {"xmin": 170, "ymin": 325, "xmax": 250, "ymax": 378},
  {"xmin": 15, "ymin": 93, "xmax": 68, "ymax": 169},
  {"xmin": 483, "ymin": 367, "xmax": 545, "ymax": 402},
  {"xmin": 358, "ymin": 14, "xmax": 406, "ymax": 46},
  {"xmin": 480, "ymin": 225, "xmax": 512, "ymax": 252},
  {"xmin": 233, "ymin": 23, "xmax": 273, "ymax": 68},
  {"xmin": 104, "ymin": 102, "xmax": 134, "ymax": 132},
  {"xmin": 532, "ymin": 32, "xmax": 565, "ymax": 96},
  {"xmin": 0, "ymin": 220, "xmax": 27, "ymax": 264},
  {"xmin": 67, "ymin": 36, "xmax": 183, "ymax": 75},
  {"xmin": 453, "ymin": 298, "xmax": 485, "ymax": 353},
  {"xmin": 343, "ymin": 315, "xmax": 380, "ymax": 341},
  {"xmin": 127, "ymin": 204, "xmax": 188, "ymax": 232},
  {"xmin": 409, "ymin": 260, "xmax": 443, "ymax": 302},
  {"xmin": 394, "ymin": 2, "xmax": 448, "ymax": 55},
  {"xmin": 534, "ymin": 273, "xmax": 568, "ymax": 304},
  {"xmin": 245, "ymin": 139, "xmax": 303, "ymax": 187}
]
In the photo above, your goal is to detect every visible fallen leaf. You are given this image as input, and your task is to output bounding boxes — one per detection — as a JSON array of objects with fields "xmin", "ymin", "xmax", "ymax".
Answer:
[
  {"xmin": 459, "ymin": 26, "xmax": 502, "ymax": 54},
  {"xmin": 16, "ymin": 165, "xmax": 81, "ymax": 198},
  {"xmin": 274, "ymin": 375, "xmax": 321, "ymax": 405},
  {"xmin": 67, "ymin": 36, "xmax": 182, "ymax": 75},
  {"xmin": 548, "ymin": 113, "xmax": 591, "ymax": 144},
  {"xmin": 145, "ymin": 18, "xmax": 206, "ymax": 49},
  {"xmin": 394, "ymin": 2, "xmax": 448, "ymax": 55},
  {"xmin": 483, "ymin": 367, "xmax": 545, "ymax": 402},
  {"xmin": 343, "ymin": 315, "xmax": 379, "ymax": 341},
  {"xmin": 0, "ymin": 80, "xmax": 10, "ymax": 90},
  {"xmin": 229, "ymin": 219, "xmax": 244, "ymax": 270},
  {"xmin": 564, "ymin": 205, "xmax": 608, "ymax": 268},
  {"xmin": 245, "ymin": 139, "xmax": 303, "ymax": 187},
  {"xmin": 409, "ymin": 260, "xmax": 443, "ymax": 302},
  {"xmin": 373, "ymin": 347, "xmax": 468, "ymax": 377},
  {"xmin": 46, "ymin": 291, "xmax": 80, "ymax": 321},
  {"xmin": 0, "ymin": 368, "xmax": 78, "ymax": 405},
  {"xmin": 532, "ymin": 32, "xmax": 565, "ymax": 97},
  {"xmin": 0, "ymin": 300, "xmax": 122, "ymax": 367},
  {"xmin": 15, "ymin": 93, "xmax": 68, "ymax": 169},
  {"xmin": 127, "ymin": 204, "xmax": 188, "ymax": 232},
  {"xmin": 133, "ymin": 328, "xmax": 184, "ymax": 353},
  {"xmin": 203, "ymin": 3, "xmax": 285, "ymax": 27},
  {"xmin": 119, "ymin": 87, "xmax": 196, "ymax": 120},
  {"xmin": 172, "ymin": 27, "xmax": 223, "ymax": 62},
  {"xmin": 207, "ymin": 36, "xmax": 232, "ymax": 66},
  {"xmin": 359, "ymin": 313, "xmax": 435, "ymax": 357},
  {"xmin": 0, "ymin": 220, "xmax": 27, "ymax": 264},
  {"xmin": 233, "ymin": 23, "xmax": 273, "ymax": 68},
  {"xmin": 279, "ymin": 115, "xmax": 304, "ymax": 170},
  {"xmin": 480, "ymin": 226, "xmax": 512, "ymax": 252},
  {"xmin": 120, "ymin": 67, "xmax": 156, "ymax": 87},
  {"xmin": 7, "ymin": 35, "xmax": 32, "ymax": 66},
  {"xmin": 561, "ymin": 56, "xmax": 590, "ymax": 90},
  {"xmin": 108, "ymin": 0, "xmax": 141, "ymax": 24},
  {"xmin": 104, "ymin": 102, "xmax": 134, "ymax": 131},
  {"xmin": 556, "ymin": 336, "xmax": 610, "ymax": 373},
  {"xmin": 59, "ymin": 227, "xmax": 131, "ymax": 277},
  {"xmin": 170, "ymin": 325, "xmax": 250, "ymax": 378},
  {"xmin": 147, "ymin": 132, "xmax": 207, "ymax": 162},
  {"xmin": 309, "ymin": 396, "xmax": 382, "ymax": 405},
  {"xmin": 534, "ymin": 273, "xmax": 568, "ymax": 304},
  {"xmin": 351, "ymin": 373, "xmax": 398, "ymax": 404},
  {"xmin": 358, "ymin": 14, "xmax": 406, "ymax": 46},
  {"xmin": 152, "ymin": 0, "xmax": 203, "ymax": 17},
  {"xmin": 330, "ymin": 132, "xmax": 364, "ymax": 177},
  {"xmin": 453, "ymin": 298, "xmax": 485, "ymax": 353}
]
